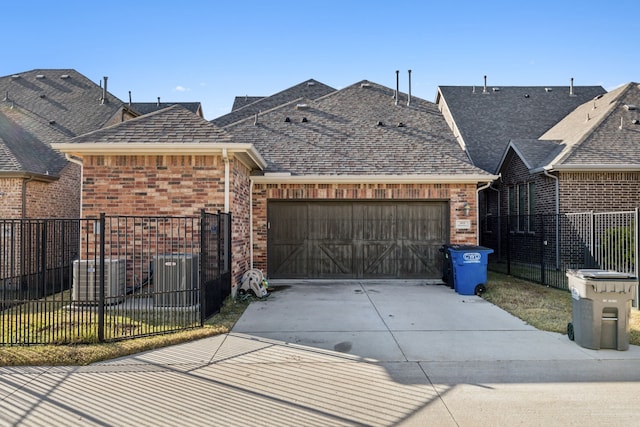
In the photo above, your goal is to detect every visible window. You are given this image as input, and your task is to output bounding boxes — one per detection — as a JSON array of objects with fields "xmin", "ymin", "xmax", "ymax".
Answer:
[
  {"xmin": 507, "ymin": 182, "xmax": 536, "ymax": 232},
  {"xmin": 528, "ymin": 182, "xmax": 536, "ymax": 231},
  {"xmin": 518, "ymin": 183, "xmax": 527, "ymax": 231}
]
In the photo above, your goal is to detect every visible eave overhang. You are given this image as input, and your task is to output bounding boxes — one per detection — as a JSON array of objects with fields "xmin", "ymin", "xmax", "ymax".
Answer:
[{"xmin": 51, "ymin": 142, "xmax": 267, "ymax": 171}]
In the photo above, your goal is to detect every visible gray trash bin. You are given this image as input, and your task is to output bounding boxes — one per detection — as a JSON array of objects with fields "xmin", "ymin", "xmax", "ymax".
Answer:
[{"xmin": 566, "ymin": 269, "xmax": 637, "ymax": 351}]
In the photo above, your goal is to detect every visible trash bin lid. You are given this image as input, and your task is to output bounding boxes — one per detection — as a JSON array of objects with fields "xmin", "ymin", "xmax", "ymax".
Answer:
[{"xmin": 573, "ymin": 269, "xmax": 636, "ymax": 280}]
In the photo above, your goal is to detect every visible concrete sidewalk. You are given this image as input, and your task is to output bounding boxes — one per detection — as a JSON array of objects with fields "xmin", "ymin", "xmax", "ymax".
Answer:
[{"xmin": 1, "ymin": 281, "xmax": 639, "ymax": 426}]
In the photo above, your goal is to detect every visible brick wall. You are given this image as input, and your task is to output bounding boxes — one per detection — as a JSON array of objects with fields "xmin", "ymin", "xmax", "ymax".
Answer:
[
  {"xmin": 26, "ymin": 164, "xmax": 81, "ymax": 218},
  {"xmin": 251, "ymin": 182, "xmax": 478, "ymax": 273},
  {"xmin": 82, "ymin": 155, "xmax": 226, "ymax": 217},
  {"xmin": 230, "ymin": 159, "xmax": 252, "ymax": 289},
  {"xmin": 559, "ymin": 171, "xmax": 640, "ymax": 213},
  {"xmin": 0, "ymin": 163, "xmax": 81, "ymax": 219},
  {"xmin": 80, "ymin": 153, "xmax": 253, "ymax": 289},
  {"xmin": 497, "ymin": 150, "xmax": 557, "ymax": 215},
  {"xmin": 0, "ymin": 178, "xmax": 23, "ymax": 218}
]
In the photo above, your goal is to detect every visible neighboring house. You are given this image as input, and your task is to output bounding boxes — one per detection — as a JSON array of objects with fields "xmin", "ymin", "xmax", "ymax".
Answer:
[
  {"xmin": 54, "ymin": 79, "xmax": 496, "ymax": 284},
  {"xmin": 222, "ymin": 80, "xmax": 496, "ymax": 280},
  {"xmin": 436, "ymin": 79, "xmax": 607, "ymax": 222},
  {"xmin": 0, "ymin": 69, "xmax": 136, "ymax": 218},
  {"xmin": 496, "ymin": 82, "xmax": 640, "ymax": 217},
  {"xmin": 0, "ymin": 69, "xmax": 206, "ymax": 219}
]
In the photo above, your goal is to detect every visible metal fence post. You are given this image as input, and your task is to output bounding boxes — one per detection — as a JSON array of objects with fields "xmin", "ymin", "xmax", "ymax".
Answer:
[
  {"xmin": 506, "ymin": 216, "xmax": 511, "ymax": 275},
  {"xmin": 540, "ymin": 215, "xmax": 546, "ymax": 286},
  {"xmin": 633, "ymin": 208, "xmax": 640, "ymax": 308},
  {"xmin": 98, "ymin": 213, "xmax": 106, "ymax": 343},
  {"xmin": 199, "ymin": 209, "xmax": 206, "ymax": 326},
  {"xmin": 40, "ymin": 220, "xmax": 47, "ymax": 297}
]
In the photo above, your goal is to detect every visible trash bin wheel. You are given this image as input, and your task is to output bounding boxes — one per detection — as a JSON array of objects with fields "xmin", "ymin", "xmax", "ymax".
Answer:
[
  {"xmin": 474, "ymin": 284, "xmax": 486, "ymax": 295},
  {"xmin": 567, "ymin": 323, "xmax": 574, "ymax": 341}
]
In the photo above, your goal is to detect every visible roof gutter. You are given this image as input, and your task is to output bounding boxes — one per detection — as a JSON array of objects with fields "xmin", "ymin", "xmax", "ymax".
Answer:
[
  {"xmin": 252, "ymin": 174, "xmax": 498, "ymax": 185},
  {"xmin": 51, "ymin": 143, "xmax": 267, "ymax": 170},
  {"xmin": 21, "ymin": 175, "xmax": 35, "ymax": 218},
  {"xmin": 476, "ymin": 181, "xmax": 492, "ymax": 245},
  {"xmin": 543, "ymin": 167, "xmax": 560, "ymax": 269},
  {"xmin": 536, "ymin": 164, "xmax": 640, "ymax": 173},
  {"xmin": 475, "ymin": 177, "xmax": 499, "ymax": 245},
  {"xmin": 65, "ymin": 154, "xmax": 84, "ymax": 216},
  {"xmin": 222, "ymin": 148, "xmax": 230, "ymax": 213}
]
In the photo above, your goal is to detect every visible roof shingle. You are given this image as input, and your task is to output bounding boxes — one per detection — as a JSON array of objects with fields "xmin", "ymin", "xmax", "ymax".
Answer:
[
  {"xmin": 225, "ymin": 80, "xmax": 490, "ymax": 177},
  {"xmin": 437, "ymin": 84, "xmax": 607, "ymax": 173}
]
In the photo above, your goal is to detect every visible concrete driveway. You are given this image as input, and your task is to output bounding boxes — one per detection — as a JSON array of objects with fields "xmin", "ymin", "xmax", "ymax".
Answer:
[{"xmin": 1, "ymin": 280, "xmax": 639, "ymax": 426}]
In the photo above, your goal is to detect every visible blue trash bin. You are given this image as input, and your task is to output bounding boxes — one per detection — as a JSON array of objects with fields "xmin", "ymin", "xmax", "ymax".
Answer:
[{"xmin": 447, "ymin": 245, "xmax": 494, "ymax": 295}]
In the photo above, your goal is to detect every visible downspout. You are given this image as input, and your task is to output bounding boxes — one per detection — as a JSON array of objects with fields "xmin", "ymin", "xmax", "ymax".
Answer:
[
  {"xmin": 249, "ymin": 178, "xmax": 254, "ymax": 269},
  {"xmin": 65, "ymin": 154, "xmax": 84, "ymax": 217},
  {"xmin": 21, "ymin": 176, "xmax": 35, "ymax": 218},
  {"xmin": 222, "ymin": 149, "xmax": 230, "ymax": 213},
  {"xmin": 543, "ymin": 168, "xmax": 560, "ymax": 268},
  {"xmin": 476, "ymin": 181, "xmax": 493, "ymax": 245}
]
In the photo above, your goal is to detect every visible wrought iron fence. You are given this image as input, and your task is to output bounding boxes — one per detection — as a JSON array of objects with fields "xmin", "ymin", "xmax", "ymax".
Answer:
[
  {"xmin": 481, "ymin": 211, "xmax": 639, "ymax": 305},
  {"xmin": 1, "ymin": 210, "xmax": 231, "ymax": 345}
]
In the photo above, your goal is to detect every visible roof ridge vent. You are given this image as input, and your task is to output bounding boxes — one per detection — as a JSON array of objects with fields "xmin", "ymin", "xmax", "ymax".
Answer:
[
  {"xmin": 36, "ymin": 74, "xmax": 45, "ymax": 79},
  {"xmin": 361, "ymin": 82, "xmax": 371, "ymax": 88},
  {"xmin": 307, "ymin": 81, "xmax": 316, "ymax": 86},
  {"xmin": 624, "ymin": 104, "xmax": 637, "ymax": 111},
  {"xmin": 545, "ymin": 87, "xmax": 553, "ymax": 92},
  {"xmin": 296, "ymin": 103, "xmax": 309, "ymax": 110},
  {"xmin": 60, "ymin": 74, "xmax": 70, "ymax": 79},
  {"xmin": 11, "ymin": 75, "xmax": 20, "ymax": 79},
  {"xmin": 492, "ymin": 87, "xmax": 500, "ymax": 92}
]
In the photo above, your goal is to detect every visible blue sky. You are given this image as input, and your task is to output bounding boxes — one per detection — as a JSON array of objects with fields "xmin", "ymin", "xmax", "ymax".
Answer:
[{"xmin": 3, "ymin": 0, "xmax": 637, "ymax": 119}]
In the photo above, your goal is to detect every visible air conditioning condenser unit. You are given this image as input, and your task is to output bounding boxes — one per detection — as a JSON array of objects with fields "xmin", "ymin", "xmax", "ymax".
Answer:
[
  {"xmin": 72, "ymin": 259, "xmax": 126, "ymax": 304},
  {"xmin": 154, "ymin": 254, "xmax": 199, "ymax": 307}
]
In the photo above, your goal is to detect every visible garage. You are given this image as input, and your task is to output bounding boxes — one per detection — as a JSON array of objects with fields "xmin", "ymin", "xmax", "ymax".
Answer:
[{"xmin": 267, "ymin": 201, "xmax": 449, "ymax": 279}]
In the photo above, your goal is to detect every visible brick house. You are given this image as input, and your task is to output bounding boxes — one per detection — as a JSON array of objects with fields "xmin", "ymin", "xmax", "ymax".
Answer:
[
  {"xmin": 495, "ymin": 82, "xmax": 640, "ymax": 216},
  {"xmin": 435, "ymin": 79, "xmax": 606, "ymax": 220},
  {"xmin": 0, "ymin": 69, "xmax": 204, "ymax": 219},
  {"xmin": 54, "ymin": 79, "xmax": 496, "ymax": 284},
  {"xmin": 0, "ymin": 69, "xmax": 134, "ymax": 218},
  {"xmin": 220, "ymin": 80, "xmax": 496, "ymax": 280}
]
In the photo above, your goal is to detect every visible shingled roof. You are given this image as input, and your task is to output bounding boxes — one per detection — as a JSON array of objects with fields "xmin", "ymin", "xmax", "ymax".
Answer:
[
  {"xmin": 53, "ymin": 105, "xmax": 265, "ymax": 169},
  {"xmin": 0, "ymin": 105, "xmax": 70, "ymax": 178},
  {"xmin": 538, "ymin": 82, "xmax": 640, "ymax": 169},
  {"xmin": 224, "ymin": 80, "xmax": 492, "ymax": 179},
  {"xmin": 129, "ymin": 101, "xmax": 202, "ymax": 117},
  {"xmin": 0, "ymin": 69, "xmax": 125, "ymax": 137},
  {"xmin": 437, "ymin": 84, "xmax": 606, "ymax": 173},
  {"xmin": 68, "ymin": 104, "xmax": 234, "ymax": 146},
  {"xmin": 231, "ymin": 96, "xmax": 264, "ymax": 111},
  {"xmin": 211, "ymin": 79, "xmax": 336, "ymax": 127}
]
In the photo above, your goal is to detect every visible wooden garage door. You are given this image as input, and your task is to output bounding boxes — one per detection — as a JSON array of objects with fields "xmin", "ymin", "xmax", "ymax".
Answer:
[{"xmin": 267, "ymin": 201, "xmax": 449, "ymax": 279}]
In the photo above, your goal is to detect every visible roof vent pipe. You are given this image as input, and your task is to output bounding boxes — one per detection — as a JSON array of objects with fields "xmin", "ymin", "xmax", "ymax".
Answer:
[
  {"xmin": 101, "ymin": 76, "xmax": 108, "ymax": 104},
  {"xmin": 128, "ymin": 91, "xmax": 132, "ymax": 106},
  {"xmin": 395, "ymin": 70, "xmax": 399, "ymax": 106},
  {"xmin": 157, "ymin": 97, "xmax": 161, "ymax": 107},
  {"xmin": 407, "ymin": 69, "xmax": 412, "ymax": 106},
  {"xmin": 570, "ymin": 77, "xmax": 574, "ymax": 96},
  {"xmin": 483, "ymin": 75, "xmax": 488, "ymax": 94}
]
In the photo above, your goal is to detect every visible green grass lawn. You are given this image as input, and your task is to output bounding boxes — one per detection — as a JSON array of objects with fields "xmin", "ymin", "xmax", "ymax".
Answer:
[
  {"xmin": 2, "ymin": 273, "xmax": 639, "ymax": 366},
  {"xmin": 483, "ymin": 271, "xmax": 640, "ymax": 346}
]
